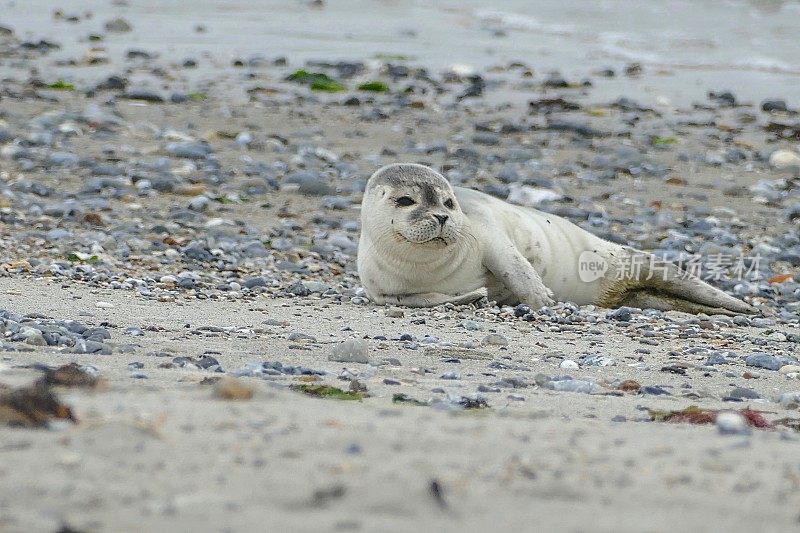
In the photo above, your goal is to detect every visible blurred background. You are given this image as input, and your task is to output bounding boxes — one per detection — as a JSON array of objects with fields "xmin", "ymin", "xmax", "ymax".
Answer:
[{"xmin": 3, "ymin": 0, "xmax": 800, "ymax": 105}]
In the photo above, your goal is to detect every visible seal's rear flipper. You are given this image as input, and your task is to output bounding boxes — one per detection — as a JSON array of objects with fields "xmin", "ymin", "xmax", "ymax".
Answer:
[
  {"xmin": 608, "ymin": 250, "xmax": 757, "ymax": 315},
  {"xmin": 618, "ymin": 288, "xmax": 754, "ymax": 316}
]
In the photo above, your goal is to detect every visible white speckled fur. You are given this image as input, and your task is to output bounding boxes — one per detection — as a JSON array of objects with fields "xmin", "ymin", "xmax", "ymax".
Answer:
[{"xmin": 358, "ymin": 164, "xmax": 755, "ymax": 314}]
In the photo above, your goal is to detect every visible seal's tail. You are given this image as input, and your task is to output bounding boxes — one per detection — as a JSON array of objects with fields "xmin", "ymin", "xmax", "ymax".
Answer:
[{"xmin": 612, "ymin": 250, "xmax": 757, "ymax": 315}]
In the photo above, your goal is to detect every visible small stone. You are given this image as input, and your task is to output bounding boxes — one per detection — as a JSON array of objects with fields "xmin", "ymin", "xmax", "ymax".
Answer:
[
  {"xmin": 617, "ymin": 380, "xmax": 641, "ymax": 392},
  {"xmin": 779, "ymin": 365, "xmax": 800, "ymax": 375},
  {"xmin": 705, "ymin": 353, "xmax": 728, "ymax": 366},
  {"xmin": 385, "ymin": 307, "xmax": 404, "ymax": 318},
  {"xmin": 95, "ymin": 301, "xmax": 114, "ymax": 309},
  {"xmin": 214, "ymin": 378, "xmax": 255, "ymax": 400},
  {"xmin": 166, "ymin": 142, "xmax": 211, "ymax": 159},
  {"xmin": 459, "ymin": 320, "xmax": 483, "ymax": 331},
  {"xmin": 549, "ymin": 379, "xmax": 596, "ymax": 394},
  {"xmin": 724, "ymin": 387, "xmax": 761, "ymax": 401},
  {"xmin": 778, "ymin": 392, "xmax": 800, "ymax": 410},
  {"xmin": 606, "ymin": 307, "xmax": 634, "ymax": 321},
  {"xmin": 582, "ymin": 354, "xmax": 615, "ymax": 367},
  {"xmin": 560, "ymin": 359, "xmax": 579, "ymax": 369},
  {"xmin": 287, "ymin": 280, "xmax": 310, "ymax": 296},
  {"xmin": 188, "ymin": 195, "xmax": 210, "ymax": 211},
  {"xmin": 481, "ymin": 334, "xmax": 508, "ymax": 346},
  {"xmin": 329, "ymin": 339, "xmax": 370, "ymax": 364},
  {"xmin": 745, "ymin": 353, "xmax": 782, "ymax": 371},
  {"xmin": 105, "ymin": 18, "xmax": 132, "ymax": 32},
  {"xmin": 769, "ymin": 149, "xmax": 800, "ymax": 171},
  {"xmin": 25, "ymin": 333, "xmax": 47, "ymax": 346},
  {"xmin": 761, "ymin": 99, "xmax": 788, "ymax": 113},
  {"xmin": 243, "ymin": 277, "xmax": 267, "ymax": 289},
  {"xmin": 716, "ymin": 411, "xmax": 751, "ymax": 435}
]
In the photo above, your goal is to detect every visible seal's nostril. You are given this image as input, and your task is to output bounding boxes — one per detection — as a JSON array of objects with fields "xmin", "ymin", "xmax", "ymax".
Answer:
[{"xmin": 433, "ymin": 214, "xmax": 448, "ymax": 226}]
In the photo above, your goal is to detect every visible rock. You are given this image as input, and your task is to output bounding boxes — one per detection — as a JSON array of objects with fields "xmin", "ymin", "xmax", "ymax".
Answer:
[
  {"xmin": 506, "ymin": 184, "xmax": 563, "ymax": 207},
  {"xmin": 385, "ymin": 307, "xmax": 404, "ymax": 318},
  {"xmin": 188, "ymin": 195, "xmax": 211, "ymax": 211},
  {"xmin": 243, "ymin": 277, "xmax": 267, "ymax": 289},
  {"xmin": 329, "ymin": 339, "xmax": 370, "ymax": 364},
  {"xmin": 459, "ymin": 320, "xmax": 483, "ymax": 331},
  {"xmin": 581, "ymin": 354, "xmax": 615, "ymax": 367},
  {"xmin": 761, "ymin": 99, "xmax": 788, "ymax": 113},
  {"xmin": 105, "ymin": 18, "xmax": 132, "ymax": 32},
  {"xmin": 606, "ymin": 307, "xmax": 634, "ymax": 321},
  {"xmin": 72, "ymin": 340, "xmax": 111, "ymax": 355},
  {"xmin": 95, "ymin": 301, "xmax": 114, "ymax": 309},
  {"xmin": 121, "ymin": 90, "xmax": 164, "ymax": 103},
  {"xmin": 779, "ymin": 365, "xmax": 800, "ymax": 375},
  {"xmin": 705, "ymin": 353, "xmax": 728, "ymax": 366},
  {"xmin": 481, "ymin": 334, "xmax": 508, "ymax": 346},
  {"xmin": 549, "ymin": 379, "xmax": 596, "ymax": 394},
  {"xmin": 745, "ymin": 353, "xmax": 783, "ymax": 371},
  {"xmin": 24, "ymin": 333, "xmax": 47, "ymax": 346},
  {"xmin": 286, "ymin": 280, "xmax": 311, "ymax": 296},
  {"xmin": 778, "ymin": 392, "xmax": 800, "ymax": 408},
  {"xmin": 166, "ymin": 142, "xmax": 211, "ymax": 159},
  {"xmin": 769, "ymin": 149, "xmax": 800, "ymax": 172},
  {"xmin": 560, "ymin": 359, "xmax": 579, "ymax": 369},
  {"xmin": 214, "ymin": 378, "xmax": 255, "ymax": 400},
  {"xmin": 716, "ymin": 411, "xmax": 751, "ymax": 435},
  {"xmin": 473, "ymin": 132, "xmax": 500, "ymax": 146},
  {"xmin": 197, "ymin": 356, "xmax": 221, "ymax": 370},
  {"xmin": 724, "ymin": 387, "xmax": 761, "ymax": 401}
]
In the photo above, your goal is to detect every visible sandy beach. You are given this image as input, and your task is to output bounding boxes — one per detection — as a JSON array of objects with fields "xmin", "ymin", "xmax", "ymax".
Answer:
[{"xmin": 1, "ymin": 1, "xmax": 800, "ymax": 532}]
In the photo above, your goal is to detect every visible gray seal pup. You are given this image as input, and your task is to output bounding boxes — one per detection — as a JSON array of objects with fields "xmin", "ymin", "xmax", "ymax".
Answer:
[{"xmin": 357, "ymin": 163, "xmax": 755, "ymax": 315}]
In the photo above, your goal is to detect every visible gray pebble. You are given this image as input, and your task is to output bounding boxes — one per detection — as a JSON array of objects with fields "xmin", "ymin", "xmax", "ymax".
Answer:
[{"xmin": 329, "ymin": 339, "xmax": 370, "ymax": 364}]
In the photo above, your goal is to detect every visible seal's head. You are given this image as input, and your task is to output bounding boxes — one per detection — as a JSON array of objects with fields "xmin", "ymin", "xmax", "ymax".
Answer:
[{"xmin": 362, "ymin": 164, "xmax": 463, "ymax": 247}]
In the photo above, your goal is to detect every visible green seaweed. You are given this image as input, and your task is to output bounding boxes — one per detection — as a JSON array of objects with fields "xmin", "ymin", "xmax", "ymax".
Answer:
[
  {"xmin": 392, "ymin": 393, "xmax": 428, "ymax": 406},
  {"xmin": 291, "ymin": 384, "xmax": 363, "ymax": 400},
  {"xmin": 310, "ymin": 79, "xmax": 346, "ymax": 92},
  {"xmin": 48, "ymin": 80, "xmax": 75, "ymax": 91},
  {"xmin": 66, "ymin": 252, "xmax": 100, "ymax": 264},
  {"xmin": 651, "ymin": 136, "xmax": 677, "ymax": 146},
  {"xmin": 285, "ymin": 70, "xmax": 346, "ymax": 92},
  {"xmin": 188, "ymin": 92, "xmax": 208, "ymax": 101},
  {"xmin": 357, "ymin": 81, "xmax": 390, "ymax": 93}
]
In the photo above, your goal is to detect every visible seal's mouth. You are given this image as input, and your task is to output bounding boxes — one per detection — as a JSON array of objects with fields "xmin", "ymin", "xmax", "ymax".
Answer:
[{"xmin": 395, "ymin": 232, "xmax": 449, "ymax": 246}]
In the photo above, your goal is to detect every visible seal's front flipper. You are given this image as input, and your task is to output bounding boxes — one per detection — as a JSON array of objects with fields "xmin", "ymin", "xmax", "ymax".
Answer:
[{"xmin": 483, "ymin": 239, "xmax": 554, "ymax": 309}]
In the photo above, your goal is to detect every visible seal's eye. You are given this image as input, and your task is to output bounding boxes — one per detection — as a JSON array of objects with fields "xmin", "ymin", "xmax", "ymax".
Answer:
[
  {"xmin": 395, "ymin": 196, "xmax": 416, "ymax": 207},
  {"xmin": 444, "ymin": 198, "xmax": 455, "ymax": 209}
]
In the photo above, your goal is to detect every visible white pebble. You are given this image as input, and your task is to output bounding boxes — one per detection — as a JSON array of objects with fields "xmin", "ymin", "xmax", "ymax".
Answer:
[
  {"xmin": 95, "ymin": 301, "xmax": 114, "ymax": 309},
  {"xmin": 560, "ymin": 359, "xmax": 579, "ymax": 369},
  {"xmin": 716, "ymin": 411, "xmax": 750, "ymax": 435}
]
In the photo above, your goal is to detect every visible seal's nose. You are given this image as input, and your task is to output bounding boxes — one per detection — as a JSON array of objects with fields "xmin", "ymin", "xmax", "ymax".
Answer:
[{"xmin": 433, "ymin": 214, "xmax": 448, "ymax": 226}]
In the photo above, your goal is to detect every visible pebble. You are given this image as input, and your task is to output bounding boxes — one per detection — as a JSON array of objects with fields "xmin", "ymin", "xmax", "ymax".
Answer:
[
  {"xmin": 716, "ymin": 411, "xmax": 751, "ymax": 435},
  {"xmin": 481, "ymin": 333, "xmax": 508, "ymax": 346},
  {"xmin": 745, "ymin": 353, "xmax": 785, "ymax": 371},
  {"xmin": 581, "ymin": 354, "xmax": 615, "ymax": 367},
  {"xmin": 95, "ymin": 301, "xmax": 114, "ymax": 309},
  {"xmin": 329, "ymin": 339, "xmax": 370, "ymax": 364},
  {"xmin": 724, "ymin": 387, "xmax": 760, "ymax": 401},
  {"xmin": 385, "ymin": 307, "xmax": 405, "ymax": 318},
  {"xmin": 559, "ymin": 359, "xmax": 579, "ymax": 369},
  {"xmin": 778, "ymin": 392, "xmax": 800, "ymax": 408},
  {"xmin": 105, "ymin": 18, "xmax": 132, "ymax": 32}
]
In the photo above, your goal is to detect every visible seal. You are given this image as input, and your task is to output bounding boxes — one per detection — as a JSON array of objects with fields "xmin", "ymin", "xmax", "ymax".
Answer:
[{"xmin": 357, "ymin": 163, "xmax": 755, "ymax": 315}]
